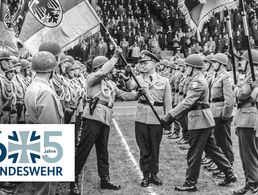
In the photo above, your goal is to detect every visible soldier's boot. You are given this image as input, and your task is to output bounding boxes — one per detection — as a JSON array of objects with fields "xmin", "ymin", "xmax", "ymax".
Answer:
[
  {"xmin": 149, "ymin": 173, "xmax": 162, "ymax": 186},
  {"xmin": 218, "ymin": 169, "xmax": 237, "ymax": 186},
  {"xmin": 100, "ymin": 176, "xmax": 121, "ymax": 190},
  {"xmin": 70, "ymin": 176, "xmax": 80, "ymax": 195},
  {"xmin": 141, "ymin": 172, "xmax": 150, "ymax": 187},
  {"xmin": 233, "ymin": 185, "xmax": 250, "ymax": 195},
  {"xmin": 174, "ymin": 180, "xmax": 197, "ymax": 192}
]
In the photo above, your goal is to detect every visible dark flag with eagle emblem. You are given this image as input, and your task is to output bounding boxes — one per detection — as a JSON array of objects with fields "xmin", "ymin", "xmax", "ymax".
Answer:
[
  {"xmin": 18, "ymin": 0, "xmax": 100, "ymax": 54},
  {"xmin": 178, "ymin": 0, "xmax": 238, "ymax": 33}
]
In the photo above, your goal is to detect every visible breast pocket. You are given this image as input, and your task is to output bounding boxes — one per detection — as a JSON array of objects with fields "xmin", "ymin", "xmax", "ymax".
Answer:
[{"xmin": 152, "ymin": 83, "xmax": 166, "ymax": 97}]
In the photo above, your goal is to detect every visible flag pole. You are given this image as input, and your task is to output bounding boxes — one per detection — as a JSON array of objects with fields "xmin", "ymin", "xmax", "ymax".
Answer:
[
  {"xmin": 239, "ymin": 0, "xmax": 255, "ymax": 81},
  {"xmin": 85, "ymin": 0, "xmax": 162, "ymax": 124},
  {"xmin": 226, "ymin": 8, "xmax": 237, "ymax": 84}
]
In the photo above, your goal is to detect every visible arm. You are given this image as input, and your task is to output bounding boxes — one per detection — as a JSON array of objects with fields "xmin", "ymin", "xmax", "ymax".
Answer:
[
  {"xmin": 170, "ymin": 80, "xmax": 203, "ymax": 120},
  {"xmin": 234, "ymin": 77, "xmax": 252, "ymax": 101},
  {"xmin": 222, "ymin": 75, "xmax": 234, "ymax": 118},
  {"xmin": 115, "ymin": 86, "xmax": 138, "ymax": 101}
]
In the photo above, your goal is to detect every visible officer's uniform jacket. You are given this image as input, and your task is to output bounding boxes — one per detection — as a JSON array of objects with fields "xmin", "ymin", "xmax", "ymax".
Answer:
[
  {"xmin": 25, "ymin": 77, "xmax": 64, "ymax": 124},
  {"xmin": 234, "ymin": 73, "xmax": 258, "ymax": 129},
  {"xmin": 0, "ymin": 74, "xmax": 17, "ymax": 124},
  {"xmin": 174, "ymin": 70, "xmax": 183, "ymax": 105},
  {"xmin": 73, "ymin": 77, "xmax": 85, "ymax": 116},
  {"xmin": 170, "ymin": 72, "xmax": 215, "ymax": 130},
  {"xmin": 127, "ymin": 72, "xmax": 172, "ymax": 125},
  {"xmin": 83, "ymin": 58, "xmax": 138, "ymax": 126},
  {"xmin": 210, "ymin": 70, "xmax": 234, "ymax": 118}
]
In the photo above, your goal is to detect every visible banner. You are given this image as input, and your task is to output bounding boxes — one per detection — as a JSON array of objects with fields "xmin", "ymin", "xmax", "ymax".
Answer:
[
  {"xmin": 0, "ymin": 0, "xmax": 18, "ymax": 52},
  {"xmin": 178, "ymin": 0, "xmax": 238, "ymax": 32},
  {"xmin": 19, "ymin": 0, "xmax": 100, "ymax": 54}
]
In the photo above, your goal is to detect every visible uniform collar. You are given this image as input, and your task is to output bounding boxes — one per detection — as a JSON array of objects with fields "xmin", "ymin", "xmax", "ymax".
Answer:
[{"xmin": 34, "ymin": 77, "xmax": 51, "ymax": 85}]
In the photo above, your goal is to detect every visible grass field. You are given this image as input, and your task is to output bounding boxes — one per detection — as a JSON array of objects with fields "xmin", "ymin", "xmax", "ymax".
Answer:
[{"xmin": 14, "ymin": 101, "xmax": 247, "ymax": 195}]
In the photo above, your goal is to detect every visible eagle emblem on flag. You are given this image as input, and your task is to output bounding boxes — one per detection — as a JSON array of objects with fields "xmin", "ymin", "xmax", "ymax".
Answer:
[{"xmin": 29, "ymin": 0, "xmax": 63, "ymax": 27}]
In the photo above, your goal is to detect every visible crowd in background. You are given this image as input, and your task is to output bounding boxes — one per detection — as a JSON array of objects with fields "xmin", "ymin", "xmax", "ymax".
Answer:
[{"xmin": 66, "ymin": 0, "xmax": 258, "ymax": 66}]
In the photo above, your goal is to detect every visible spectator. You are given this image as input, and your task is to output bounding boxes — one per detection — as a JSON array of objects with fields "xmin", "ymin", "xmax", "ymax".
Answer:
[
  {"xmin": 129, "ymin": 42, "xmax": 141, "ymax": 65},
  {"xmin": 96, "ymin": 37, "xmax": 108, "ymax": 56}
]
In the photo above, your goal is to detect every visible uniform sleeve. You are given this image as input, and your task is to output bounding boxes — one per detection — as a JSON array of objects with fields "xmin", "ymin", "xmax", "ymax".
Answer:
[
  {"xmin": 87, "ymin": 57, "xmax": 118, "ymax": 87},
  {"xmin": 251, "ymin": 87, "xmax": 258, "ymax": 102},
  {"xmin": 222, "ymin": 75, "xmax": 234, "ymax": 118},
  {"xmin": 234, "ymin": 78, "xmax": 252, "ymax": 101},
  {"xmin": 170, "ymin": 80, "xmax": 203, "ymax": 119},
  {"xmin": 115, "ymin": 86, "xmax": 138, "ymax": 101},
  {"xmin": 163, "ymin": 78, "xmax": 172, "ymax": 114},
  {"xmin": 36, "ymin": 90, "xmax": 60, "ymax": 124}
]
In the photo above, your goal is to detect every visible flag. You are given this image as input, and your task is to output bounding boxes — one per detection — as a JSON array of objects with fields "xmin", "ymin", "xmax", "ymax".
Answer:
[
  {"xmin": 0, "ymin": 0, "xmax": 18, "ymax": 52},
  {"xmin": 178, "ymin": 0, "xmax": 238, "ymax": 33},
  {"xmin": 19, "ymin": 0, "xmax": 100, "ymax": 54}
]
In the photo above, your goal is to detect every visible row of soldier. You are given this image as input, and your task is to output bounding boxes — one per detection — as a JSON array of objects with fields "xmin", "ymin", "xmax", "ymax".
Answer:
[{"xmin": 0, "ymin": 40, "xmax": 257, "ymax": 195}]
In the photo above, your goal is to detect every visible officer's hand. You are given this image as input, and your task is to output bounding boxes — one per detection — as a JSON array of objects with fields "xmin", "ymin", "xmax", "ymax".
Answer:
[
  {"xmin": 138, "ymin": 88, "xmax": 146, "ymax": 97},
  {"xmin": 251, "ymin": 80, "xmax": 258, "ymax": 90},
  {"xmin": 113, "ymin": 47, "xmax": 123, "ymax": 59},
  {"xmin": 160, "ymin": 114, "xmax": 174, "ymax": 129}
]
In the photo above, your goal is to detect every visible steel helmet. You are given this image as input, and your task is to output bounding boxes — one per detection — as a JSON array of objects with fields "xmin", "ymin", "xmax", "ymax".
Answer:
[
  {"xmin": 169, "ymin": 61, "xmax": 176, "ymax": 69},
  {"xmin": 32, "ymin": 51, "xmax": 57, "ymax": 73},
  {"xmin": 211, "ymin": 53, "xmax": 228, "ymax": 66},
  {"xmin": 59, "ymin": 54, "xmax": 74, "ymax": 65},
  {"xmin": 10, "ymin": 56, "xmax": 22, "ymax": 67},
  {"xmin": 204, "ymin": 54, "xmax": 214, "ymax": 63},
  {"xmin": 158, "ymin": 59, "xmax": 170, "ymax": 67},
  {"xmin": 176, "ymin": 58, "xmax": 185, "ymax": 66},
  {"xmin": 92, "ymin": 56, "xmax": 108, "ymax": 69},
  {"xmin": 20, "ymin": 59, "xmax": 31, "ymax": 70},
  {"xmin": 38, "ymin": 41, "xmax": 62, "ymax": 57},
  {"xmin": 0, "ymin": 49, "xmax": 11, "ymax": 61},
  {"xmin": 185, "ymin": 54, "xmax": 204, "ymax": 69},
  {"xmin": 241, "ymin": 49, "xmax": 258, "ymax": 65}
]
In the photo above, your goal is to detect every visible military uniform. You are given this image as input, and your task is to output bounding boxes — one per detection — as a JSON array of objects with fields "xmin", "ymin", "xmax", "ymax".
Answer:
[
  {"xmin": 234, "ymin": 73, "xmax": 258, "ymax": 190},
  {"xmin": 161, "ymin": 54, "xmax": 236, "ymax": 191},
  {"xmin": 24, "ymin": 51, "xmax": 64, "ymax": 195},
  {"xmin": 210, "ymin": 65, "xmax": 234, "ymax": 165},
  {"xmin": 74, "ymin": 54, "xmax": 138, "ymax": 190},
  {"xmin": 126, "ymin": 50, "xmax": 172, "ymax": 186}
]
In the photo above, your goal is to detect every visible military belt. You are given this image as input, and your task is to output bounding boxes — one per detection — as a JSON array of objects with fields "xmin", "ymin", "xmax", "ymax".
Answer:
[
  {"xmin": 211, "ymin": 97, "xmax": 224, "ymax": 102},
  {"xmin": 237, "ymin": 102, "xmax": 256, "ymax": 109},
  {"xmin": 138, "ymin": 100, "xmax": 163, "ymax": 107},
  {"xmin": 98, "ymin": 100, "xmax": 113, "ymax": 109},
  {"xmin": 190, "ymin": 104, "xmax": 210, "ymax": 111},
  {"xmin": 3, "ymin": 106, "xmax": 11, "ymax": 112}
]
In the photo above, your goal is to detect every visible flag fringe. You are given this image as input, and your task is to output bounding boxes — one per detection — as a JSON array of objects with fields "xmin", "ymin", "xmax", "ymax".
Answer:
[
  {"xmin": 197, "ymin": 1, "xmax": 238, "ymax": 32},
  {"xmin": 178, "ymin": 0, "xmax": 198, "ymax": 32},
  {"xmin": 62, "ymin": 24, "xmax": 100, "ymax": 51}
]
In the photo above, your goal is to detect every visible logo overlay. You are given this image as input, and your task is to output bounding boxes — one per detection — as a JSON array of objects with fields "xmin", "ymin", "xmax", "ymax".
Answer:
[
  {"xmin": 0, "ymin": 124, "xmax": 74, "ymax": 182},
  {"xmin": 29, "ymin": 0, "xmax": 63, "ymax": 27}
]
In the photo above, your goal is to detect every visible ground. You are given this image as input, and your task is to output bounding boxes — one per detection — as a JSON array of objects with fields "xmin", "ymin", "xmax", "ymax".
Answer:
[{"xmin": 15, "ymin": 101, "xmax": 246, "ymax": 195}]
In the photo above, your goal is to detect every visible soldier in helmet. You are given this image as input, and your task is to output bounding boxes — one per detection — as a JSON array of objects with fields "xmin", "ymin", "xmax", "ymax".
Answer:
[
  {"xmin": 209, "ymin": 53, "xmax": 235, "ymax": 175},
  {"xmin": 0, "ymin": 49, "xmax": 17, "ymax": 124},
  {"xmin": 71, "ymin": 47, "xmax": 142, "ymax": 195},
  {"xmin": 125, "ymin": 50, "xmax": 172, "ymax": 188},
  {"xmin": 24, "ymin": 51, "xmax": 64, "ymax": 195},
  {"xmin": 12, "ymin": 58, "xmax": 32, "ymax": 124},
  {"xmin": 160, "ymin": 54, "xmax": 237, "ymax": 192},
  {"xmin": 233, "ymin": 49, "xmax": 258, "ymax": 194}
]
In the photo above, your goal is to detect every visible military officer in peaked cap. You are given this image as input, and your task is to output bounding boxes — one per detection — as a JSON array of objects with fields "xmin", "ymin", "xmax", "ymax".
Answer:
[
  {"xmin": 126, "ymin": 50, "xmax": 172, "ymax": 187},
  {"xmin": 234, "ymin": 49, "xmax": 258, "ymax": 194},
  {"xmin": 210, "ymin": 53, "xmax": 234, "ymax": 168},
  {"xmin": 160, "ymin": 54, "xmax": 237, "ymax": 192},
  {"xmin": 72, "ymin": 47, "xmax": 143, "ymax": 195},
  {"xmin": 24, "ymin": 51, "xmax": 64, "ymax": 195}
]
